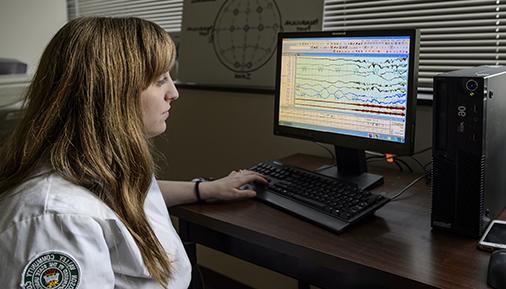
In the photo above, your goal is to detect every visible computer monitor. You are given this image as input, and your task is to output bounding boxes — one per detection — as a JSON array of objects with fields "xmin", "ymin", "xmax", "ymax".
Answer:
[{"xmin": 274, "ymin": 29, "xmax": 419, "ymax": 190}]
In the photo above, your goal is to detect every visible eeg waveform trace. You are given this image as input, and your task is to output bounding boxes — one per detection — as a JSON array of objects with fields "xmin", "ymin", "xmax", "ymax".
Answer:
[{"xmin": 279, "ymin": 36, "xmax": 411, "ymax": 143}]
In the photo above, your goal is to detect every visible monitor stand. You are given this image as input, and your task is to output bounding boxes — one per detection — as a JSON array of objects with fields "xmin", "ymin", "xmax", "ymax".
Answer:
[{"xmin": 317, "ymin": 146, "xmax": 384, "ymax": 190}]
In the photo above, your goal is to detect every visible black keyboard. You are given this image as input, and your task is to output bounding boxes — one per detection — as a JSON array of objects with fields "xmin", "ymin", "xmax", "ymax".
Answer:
[{"xmin": 246, "ymin": 161, "xmax": 390, "ymax": 233}]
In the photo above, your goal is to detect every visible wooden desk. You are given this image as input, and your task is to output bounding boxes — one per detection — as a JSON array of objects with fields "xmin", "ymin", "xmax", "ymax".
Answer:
[{"xmin": 171, "ymin": 154, "xmax": 494, "ymax": 289}]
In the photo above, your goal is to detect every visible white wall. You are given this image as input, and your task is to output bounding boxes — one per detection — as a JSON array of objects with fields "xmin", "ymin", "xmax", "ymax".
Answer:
[{"xmin": 0, "ymin": 0, "xmax": 67, "ymax": 74}]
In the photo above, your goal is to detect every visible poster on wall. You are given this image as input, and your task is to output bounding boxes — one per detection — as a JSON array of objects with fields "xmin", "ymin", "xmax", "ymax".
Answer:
[{"xmin": 177, "ymin": 0, "xmax": 323, "ymax": 89}]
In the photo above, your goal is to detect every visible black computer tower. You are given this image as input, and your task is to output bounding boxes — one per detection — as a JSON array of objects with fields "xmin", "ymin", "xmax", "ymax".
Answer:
[{"xmin": 432, "ymin": 66, "xmax": 506, "ymax": 238}]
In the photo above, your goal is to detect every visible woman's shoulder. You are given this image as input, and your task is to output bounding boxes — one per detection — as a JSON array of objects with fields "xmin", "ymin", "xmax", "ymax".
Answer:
[{"xmin": 0, "ymin": 172, "xmax": 118, "ymax": 231}]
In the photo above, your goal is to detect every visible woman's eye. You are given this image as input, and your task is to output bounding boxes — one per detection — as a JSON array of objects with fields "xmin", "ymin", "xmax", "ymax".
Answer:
[{"xmin": 156, "ymin": 76, "xmax": 168, "ymax": 86}]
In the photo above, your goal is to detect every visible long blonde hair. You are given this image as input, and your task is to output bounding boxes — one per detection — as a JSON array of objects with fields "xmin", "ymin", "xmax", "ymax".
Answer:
[{"xmin": 0, "ymin": 17, "xmax": 175, "ymax": 285}]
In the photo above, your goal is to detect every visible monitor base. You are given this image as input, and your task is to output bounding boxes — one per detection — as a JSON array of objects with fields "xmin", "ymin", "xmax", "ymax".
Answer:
[{"xmin": 317, "ymin": 165, "xmax": 384, "ymax": 191}]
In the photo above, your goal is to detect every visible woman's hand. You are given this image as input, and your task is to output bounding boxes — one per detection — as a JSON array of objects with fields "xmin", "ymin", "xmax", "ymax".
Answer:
[{"xmin": 199, "ymin": 170, "xmax": 268, "ymax": 201}]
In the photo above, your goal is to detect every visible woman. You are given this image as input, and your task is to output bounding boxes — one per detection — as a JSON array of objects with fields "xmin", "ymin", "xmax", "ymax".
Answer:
[{"xmin": 0, "ymin": 17, "xmax": 266, "ymax": 288}]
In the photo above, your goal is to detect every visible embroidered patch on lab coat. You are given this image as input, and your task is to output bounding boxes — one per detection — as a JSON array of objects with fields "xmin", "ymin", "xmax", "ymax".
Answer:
[{"xmin": 21, "ymin": 250, "xmax": 81, "ymax": 289}]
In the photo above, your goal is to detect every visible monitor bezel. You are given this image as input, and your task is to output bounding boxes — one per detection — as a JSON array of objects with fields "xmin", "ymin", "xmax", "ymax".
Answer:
[{"xmin": 273, "ymin": 29, "xmax": 419, "ymax": 155}]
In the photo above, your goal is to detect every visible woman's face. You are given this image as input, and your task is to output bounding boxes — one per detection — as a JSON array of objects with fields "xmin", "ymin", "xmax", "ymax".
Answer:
[{"xmin": 140, "ymin": 72, "xmax": 179, "ymax": 138}]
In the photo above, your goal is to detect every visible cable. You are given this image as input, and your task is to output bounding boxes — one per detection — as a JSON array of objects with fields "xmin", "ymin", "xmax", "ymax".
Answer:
[
  {"xmin": 395, "ymin": 146, "xmax": 432, "ymax": 157},
  {"xmin": 412, "ymin": 146, "xmax": 432, "ymax": 155},
  {"xmin": 423, "ymin": 160, "xmax": 433, "ymax": 170},
  {"xmin": 366, "ymin": 154, "xmax": 413, "ymax": 172},
  {"xmin": 390, "ymin": 175, "xmax": 426, "ymax": 201},
  {"xmin": 408, "ymin": 156, "xmax": 425, "ymax": 171},
  {"xmin": 367, "ymin": 158, "xmax": 403, "ymax": 172},
  {"xmin": 395, "ymin": 158, "xmax": 414, "ymax": 173},
  {"xmin": 367, "ymin": 151, "xmax": 426, "ymax": 173},
  {"xmin": 314, "ymin": 142, "xmax": 335, "ymax": 160},
  {"xmin": 393, "ymin": 160, "xmax": 404, "ymax": 172}
]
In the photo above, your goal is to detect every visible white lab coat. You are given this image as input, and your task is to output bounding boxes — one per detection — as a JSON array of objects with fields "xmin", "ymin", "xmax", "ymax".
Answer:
[{"xmin": 0, "ymin": 169, "xmax": 191, "ymax": 288}]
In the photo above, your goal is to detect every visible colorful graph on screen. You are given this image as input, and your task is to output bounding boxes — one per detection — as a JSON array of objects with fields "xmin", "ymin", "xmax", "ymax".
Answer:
[{"xmin": 278, "ymin": 36, "xmax": 411, "ymax": 143}]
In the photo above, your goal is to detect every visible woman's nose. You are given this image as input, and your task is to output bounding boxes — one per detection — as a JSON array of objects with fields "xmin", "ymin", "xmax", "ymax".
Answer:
[{"xmin": 165, "ymin": 79, "xmax": 179, "ymax": 101}]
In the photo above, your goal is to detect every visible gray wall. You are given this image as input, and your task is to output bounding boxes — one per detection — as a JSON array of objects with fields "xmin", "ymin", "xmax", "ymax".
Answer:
[{"xmin": 0, "ymin": 0, "xmax": 67, "ymax": 74}]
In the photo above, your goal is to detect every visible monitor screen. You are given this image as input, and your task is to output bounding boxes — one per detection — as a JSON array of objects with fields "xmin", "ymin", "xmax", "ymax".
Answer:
[
  {"xmin": 274, "ymin": 30, "xmax": 419, "ymax": 155},
  {"xmin": 273, "ymin": 30, "xmax": 419, "ymax": 189}
]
